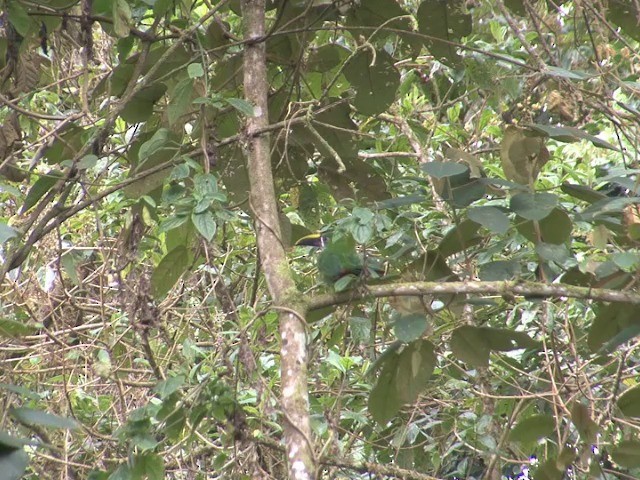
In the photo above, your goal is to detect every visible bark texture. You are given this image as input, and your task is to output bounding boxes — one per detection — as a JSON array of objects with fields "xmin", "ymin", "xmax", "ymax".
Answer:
[{"xmin": 241, "ymin": 1, "xmax": 315, "ymax": 478}]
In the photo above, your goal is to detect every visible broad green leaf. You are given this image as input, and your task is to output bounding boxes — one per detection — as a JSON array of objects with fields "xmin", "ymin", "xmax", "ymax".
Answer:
[
  {"xmin": 23, "ymin": 171, "xmax": 62, "ymax": 212},
  {"xmin": 343, "ymin": 49, "xmax": 400, "ymax": 116},
  {"xmin": 307, "ymin": 44, "xmax": 349, "ymax": 72},
  {"xmin": 516, "ymin": 208, "xmax": 573, "ymax": 245},
  {"xmin": 421, "ymin": 161, "xmax": 468, "ymax": 179},
  {"xmin": 535, "ymin": 243, "xmax": 573, "ymax": 265},
  {"xmin": 112, "ymin": 0, "xmax": 132, "ymax": 38},
  {"xmin": 0, "ymin": 318, "xmax": 38, "ymax": 338},
  {"xmin": 526, "ymin": 123, "xmax": 618, "ymax": 151},
  {"xmin": 395, "ymin": 340, "xmax": 436, "ymax": 404},
  {"xmin": 9, "ymin": 408, "xmax": 79, "ymax": 430},
  {"xmin": 479, "ymin": 261, "xmax": 521, "ymax": 281},
  {"xmin": 154, "ymin": 375, "xmax": 185, "ymax": 399},
  {"xmin": 543, "ymin": 65, "xmax": 593, "ymax": 80},
  {"xmin": 0, "ymin": 445, "xmax": 29, "ymax": 480},
  {"xmin": 163, "ymin": 408, "xmax": 187, "ymax": 442},
  {"xmin": 611, "ymin": 440, "xmax": 640, "ymax": 468},
  {"xmin": 533, "ymin": 459, "xmax": 564, "ymax": 480},
  {"xmin": 187, "ymin": 63, "xmax": 204, "ymax": 78},
  {"xmin": 153, "ymin": 0, "xmax": 173, "ymax": 16},
  {"xmin": 417, "ymin": 0, "xmax": 472, "ymax": 65},
  {"xmin": 224, "ymin": 97, "xmax": 255, "ymax": 117},
  {"xmin": 617, "ymin": 385, "xmax": 640, "ymax": 417},
  {"xmin": 394, "ymin": 314, "xmax": 429, "ymax": 342},
  {"xmin": 369, "ymin": 357, "xmax": 400, "ymax": 424},
  {"xmin": 600, "ymin": 324, "xmax": 640, "ymax": 354},
  {"xmin": 588, "ymin": 303, "xmax": 638, "ymax": 352},
  {"xmin": 0, "ymin": 383, "xmax": 40, "ymax": 400},
  {"xmin": 438, "ymin": 220, "xmax": 482, "ymax": 258},
  {"xmin": 139, "ymin": 129, "xmax": 170, "ymax": 163},
  {"xmin": 193, "ymin": 173, "xmax": 219, "ymax": 197},
  {"xmin": 347, "ymin": 0, "xmax": 410, "ymax": 32},
  {"xmin": 510, "ymin": 192, "xmax": 558, "ymax": 221},
  {"xmin": 450, "ymin": 326, "xmax": 490, "ymax": 366},
  {"xmin": 570, "ymin": 402, "xmax": 599, "ymax": 443},
  {"xmin": 509, "ymin": 414, "xmax": 555, "ymax": 443},
  {"xmin": 151, "ymin": 246, "xmax": 190, "ymax": 299},
  {"xmin": 7, "ymin": 0, "xmax": 32, "ymax": 37},
  {"xmin": 0, "ymin": 223, "xmax": 19, "ymax": 243},
  {"xmin": 168, "ymin": 78, "xmax": 193, "ymax": 126},
  {"xmin": 191, "ymin": 211, "xmax": 216, "ymax": 242},
  {"xmin": 561, "ymin": 183, "xmax": 607, "ymax": 204},
  {"xmin": 607, "ymin": 1, "xmax": 640, "ymax": 41},
  {"xmin": 369, "ymin": 340, "xmax": 435, "ymax": 423},
  {"xmin": 485, "ymin": 328, "xmax": 539, "ymax": 351},
  {"xmin": 132, "ymin": 452, "xmax": 165, "ymax": 480},
  {"xmin": 0, "ymin": 431, "xmax": 33, "ymax": 449},
  {"xmin": 120, "ymin": 83, "xmax": 168, "ymax": 123},
  {"xmin": 468, "ymin": 206, "xmax": 510, "ymax": 234}
]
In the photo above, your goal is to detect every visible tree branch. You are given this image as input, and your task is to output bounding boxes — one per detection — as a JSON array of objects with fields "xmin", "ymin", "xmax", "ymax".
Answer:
[
  {"xmin": 307, "ymin": 280, "xmax": 640, "ymax": 311},
  {"xmin": 241, "ymin": 0, "xmax": 315, "ymax": 478}
]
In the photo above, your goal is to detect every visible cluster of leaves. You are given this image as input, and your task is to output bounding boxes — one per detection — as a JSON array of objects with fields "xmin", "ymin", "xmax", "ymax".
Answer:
[{"xmin": 1, "ymin": 0, "xmax": 640, "ymax": 479}]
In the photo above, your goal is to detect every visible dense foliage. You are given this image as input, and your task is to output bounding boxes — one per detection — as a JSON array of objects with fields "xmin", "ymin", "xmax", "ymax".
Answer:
[{"xmin": 1, "ymin": 0, "xmax": 640, "ymax": 478}]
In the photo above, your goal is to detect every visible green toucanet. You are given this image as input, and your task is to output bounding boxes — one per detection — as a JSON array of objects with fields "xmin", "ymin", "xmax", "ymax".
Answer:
[{"xmin": 295, "ymin": 233, "xmax": 382, "ymax": 283}]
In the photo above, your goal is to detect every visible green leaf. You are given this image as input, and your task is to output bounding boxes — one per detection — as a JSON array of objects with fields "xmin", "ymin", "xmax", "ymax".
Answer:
[
  {"xmin": 0, "ymin": 223, "xmax": 19, "ymax": 243},
  {"xmin": 187, "ymin": 63, "xmax": 204, "ymax": 78},
  {"xmin": 154, "ymin": 375, "xmax": 185, "ymax": 399},
  {"xmin": 510, "ymin": 192, "xmax": 558, "ymax": 221},
  {"xmin": 132, "ymin": 452, "xmax": 165, "ymax": 479},
  {"xmin": 151, "ymin": 246, "xmax": 190, "ymax": 299},
  {"xmin": 438, "ymin": 220, "xmax": 482, "ymax": 258},
  {"xmin": 561, "ymin": 183, "xmax": 607, "ymax": 204},
  {"xmin": 479, "ymin": 261, "xmax": 521, "ymax": 281},
  {"xmin": 611, "ymin": 440, "xmax": 640, "ymax": 468},
  {"xmin": 543, "ymin": 65, "xmax": 593, "ymax": 81},
  {"xmin": 0, "ymin": 318, "xmax": 38, "ymax": 338},
  {"xmin": 509, "ymin": 414, "xmax": 555, "ymax": 443},
  {"xmin": 588, "ymin": 303, "xmax": 638, "ymax": 352},
  {"xmin": 450, "ymin": 326, "xmax": 490, "ymax": 367},
  {"xmin": 421, "ymin": 161, "xmax": 468, "ymax": 179},
  {"xmin": 485, "ymin": 328, "xmax": 539, "ymax": 351},
  {"xmin": 368, "ymin": 340, "xmax": 435, "ymax": 423},
  {"xmin": 153, "ymin": 0, "xmax": 173, "ymax": 16},
  {"xmin": 139, "ymin": 128, "xmax": 170, "ymax": 162},
  {"xmin": 224, "ymin": 97, "xmax": 255, "ymax": 117},
  {"xmin": 23, "ymin": 172, "xmax": 63, "ymax": 212},
  {"xmin": 191, "ymin": 210, "xmax": 217, "ymax": 242},
  {"xmin": 617, "ymin": 385, "xmax": 640, "ymax": 417},
  {"xmin": 417, "ymin": 0, "xmax": 472, "ymax": 65},
  {"xmin": 7, "ymin": 0, "xmax": 32, "ymax": 37},
  {"xmin": 0, "ymin": 444, "xmax": 29, "ymax": 480},
  {"xmin": 368, "ymin": 356, "xmax": 400, "ymax": 424},
  {"xmin": 168, "ymin": 79, "xmax": 193, "ymax": 126},
  {"xmin": 570, "ymin": 402, "xmax": 599, "ymax": 444},
  {"xmin": 9, "ymin": 408, "xmax": 79, "ymax": 430},
  {"xmin": 526, "ymin": 123, "xmax": 618, "ymax": 151},
  {"xmin": 535, "ymin": 242, "xmax": 573, "ymax": 265},
  {"xmin": 468, "ymin": 206, "xmax": 510, "ymax": 234},
  {"xmin": 112, "ymin": 0, "xmax": 132, "ymax": 38},
  {"xmin": 343, "ymin": 49, "xmax": 400, "ymax": 116},
  {"xmin": 516, "ymin": 208, "xmax": 573, "ymax": 245},
  {"xmin": 394, "ymin": 314, "xmax": 429, "ymax": 342},
  {"xmin": 307, "ymin": 44, "xmax": 349, "ymax": 72},
  {"xmin": 120, "ymin": 83, "xmax": 168, "ymax": 123}
]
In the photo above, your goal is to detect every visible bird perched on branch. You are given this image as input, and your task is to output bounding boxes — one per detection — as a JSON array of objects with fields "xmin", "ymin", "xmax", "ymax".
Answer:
[{"xmin": 295, "ymin": 233, "xmax": 383, "ymax": 285}]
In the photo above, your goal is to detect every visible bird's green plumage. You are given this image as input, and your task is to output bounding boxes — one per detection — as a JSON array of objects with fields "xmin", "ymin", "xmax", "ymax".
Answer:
[
  {"xmin": 295, "ymin": 234, "xmax": 382, "ymax": 284},
  {"xmin": 316, "ymin": 236, "xmax": 363, "ymax": 283}
]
